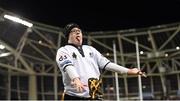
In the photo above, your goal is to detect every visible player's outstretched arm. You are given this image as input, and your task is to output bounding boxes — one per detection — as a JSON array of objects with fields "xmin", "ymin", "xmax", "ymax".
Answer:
[{"xmin": 105, "ymin": 62, "xmax": 147, "ymax": 77}]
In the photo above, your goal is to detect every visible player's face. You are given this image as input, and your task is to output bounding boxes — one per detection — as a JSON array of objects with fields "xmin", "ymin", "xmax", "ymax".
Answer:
[{"xmin": 68, "ymin": 27, "xmax": 83, "ymax": 46}]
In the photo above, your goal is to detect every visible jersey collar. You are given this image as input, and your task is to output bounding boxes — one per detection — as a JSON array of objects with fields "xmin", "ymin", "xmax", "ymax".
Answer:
[{"xmin": 67, "ymin": 43, "xmax": 85, "ymax": 57}]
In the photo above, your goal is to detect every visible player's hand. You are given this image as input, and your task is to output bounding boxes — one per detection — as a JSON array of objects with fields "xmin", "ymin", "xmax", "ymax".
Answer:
[
  {"xmin": 71, "ymin": 77, "xmax": 87, "ymax": 92},
  {"xmin": 137, "ymin": 70, "xmax": 147, "ymax": 77},
  {"xmin": 129, "ymin": 68, "xmax": 147, "ymax": 77}
]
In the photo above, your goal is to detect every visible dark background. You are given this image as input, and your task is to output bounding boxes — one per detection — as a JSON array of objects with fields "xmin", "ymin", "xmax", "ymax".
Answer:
[{"xmin": 0, "ymin": 0, "xmax": 180, "ymax": 31}]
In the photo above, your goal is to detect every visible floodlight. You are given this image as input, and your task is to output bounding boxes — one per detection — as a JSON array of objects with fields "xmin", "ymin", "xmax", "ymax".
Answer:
[
  {"xmin": 0, "ymin": 52, "xmax": 11, "ymax": 57},
  {"xmin": 3, "ymin": 14, "xmax": 33, "ymax": 27},
  {"xmin": 140, "ymin": 51, "xmax": 144, "ymax": 55},
  {"xmin": 0, "ymin": 44, "xmax": 5, "ymax": 49},
  {"xmin": 176, "ymin": 46, "xmax": 180, "ymax": 50}
]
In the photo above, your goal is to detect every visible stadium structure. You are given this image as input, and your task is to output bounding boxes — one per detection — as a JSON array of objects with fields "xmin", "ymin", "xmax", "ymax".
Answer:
[{"xmin": 0, "ymin": 8, "xmax": 180, "ymax": 100}]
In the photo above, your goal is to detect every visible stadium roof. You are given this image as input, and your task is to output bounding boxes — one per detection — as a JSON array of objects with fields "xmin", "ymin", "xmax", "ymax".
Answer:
[{"xmin": 0, "ymin": 0, "xmax": 180, "ymax": 31}]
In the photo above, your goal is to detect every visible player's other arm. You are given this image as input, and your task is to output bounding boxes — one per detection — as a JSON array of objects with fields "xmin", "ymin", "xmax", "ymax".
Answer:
[
  {"xmin": 65, "ymin": 66, "xmax": 87, "ymax": 92},
  {"xmin": 56, "ymin": 49, "xmax": 87, "ymax": 92}
]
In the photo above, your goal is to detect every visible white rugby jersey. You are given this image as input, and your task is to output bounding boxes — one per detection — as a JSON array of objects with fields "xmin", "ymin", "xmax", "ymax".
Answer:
[{"xmin": 56, "ymin": 44, "xmax": 110, "ymax": 97}]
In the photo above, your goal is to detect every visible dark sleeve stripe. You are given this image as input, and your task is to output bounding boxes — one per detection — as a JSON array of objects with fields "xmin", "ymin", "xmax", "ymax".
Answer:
[
  {"xmin": 102, "ymin": 61, "xmax": 111, "ymax": 71},
  {"xmin": 63, "ymin": 64, "xmax": 73, "ymax": 72}
]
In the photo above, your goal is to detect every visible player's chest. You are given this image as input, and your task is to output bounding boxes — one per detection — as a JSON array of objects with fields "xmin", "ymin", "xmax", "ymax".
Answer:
[{"xmin": 68, "ymin": 48, "xmax": 94, "ymax": 59}]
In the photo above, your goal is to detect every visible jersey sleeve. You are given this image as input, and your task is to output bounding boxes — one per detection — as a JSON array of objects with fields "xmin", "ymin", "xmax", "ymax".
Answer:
[
  {"xmin": 56, "ymin": 47, "xmax": 73, "ymax": 72},
  {"xmin": 91, "ymin": 46, "xmax": 110, "ymax": 69}
]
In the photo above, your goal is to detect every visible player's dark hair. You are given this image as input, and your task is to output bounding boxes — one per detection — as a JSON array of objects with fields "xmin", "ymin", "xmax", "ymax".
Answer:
[{"xmin": 63, "ymin": 23, "xmax": 80, "ymax": 38}]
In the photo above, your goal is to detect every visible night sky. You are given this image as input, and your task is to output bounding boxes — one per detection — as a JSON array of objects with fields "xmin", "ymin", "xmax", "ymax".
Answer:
[{"xmin": 0, "ymin": 0, "xmax": 180, "ymax": 31}]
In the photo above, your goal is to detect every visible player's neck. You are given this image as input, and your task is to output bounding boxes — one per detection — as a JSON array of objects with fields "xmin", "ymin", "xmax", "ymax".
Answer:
[{"xmin": 67, "ymin": 43, "xmax": 82, "ymax": 47}]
